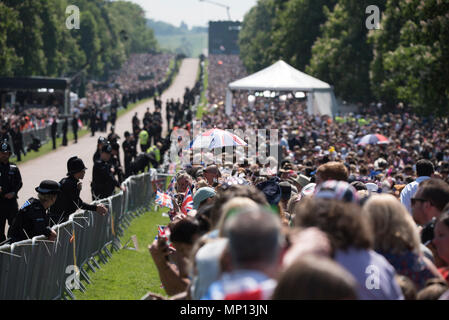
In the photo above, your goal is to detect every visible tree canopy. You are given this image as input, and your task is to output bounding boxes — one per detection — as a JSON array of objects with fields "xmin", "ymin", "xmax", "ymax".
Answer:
[
  {"xmin": 0, "ymin": 0, "xmax": 158, "ymax": 80},
  {"xmin": 238, "ymin": 0, "xmax": 449, "ymax": 114}
]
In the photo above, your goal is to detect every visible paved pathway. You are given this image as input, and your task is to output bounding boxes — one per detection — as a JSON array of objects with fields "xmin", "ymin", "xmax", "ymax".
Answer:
[{"xmin": 3, "ymin": 58, "xmax": 199, "ymax": 236}]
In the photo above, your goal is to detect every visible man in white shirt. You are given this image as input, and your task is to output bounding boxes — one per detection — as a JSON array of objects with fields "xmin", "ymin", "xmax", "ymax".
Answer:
[{"xmin": 400, "ymin": 159, "xmax": 434, "ymax": 214}]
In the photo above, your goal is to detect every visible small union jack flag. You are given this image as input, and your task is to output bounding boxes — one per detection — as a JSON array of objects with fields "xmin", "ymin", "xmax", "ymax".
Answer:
[
  {"xmin": 157, "ymin": 225, "xmax": 169, "ymax": 239},
  {"xmin": 181, "ymin": 188, "xmax": 194, "ymax": 215},
  {"xmin": 155, "ymin": 191, "xmax": 173, "ymax": 210},
  {"xmin": 156, "ymin": 225, "xmax": 174, "ymax": 249},
  {"xmin": 167, "ymin": 176, "xmax": 176, "ymax": 196}
]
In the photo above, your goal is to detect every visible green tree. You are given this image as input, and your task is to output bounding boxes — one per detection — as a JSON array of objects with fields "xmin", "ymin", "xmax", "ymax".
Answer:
[
  {"xmin": 78, "ymin": 10, "xmax": 102, "ymax": 77},
  {"xmin": 273, "ymin": 0, "xmax": 337, "ymax": 72},
  {"xmin": 3, "ymin": 0, "xmax": 46, "ymax": 76},
  {"xmin": 0, "ymin": 3, "xmax": 23, "ymax": 76},
  {"xmin": 1, "ymin": 0, "xmax": 158, "ymax": 79},
  {"xmin": 238, "ymin": 0, "xmax": 278, "ymax": 73},
  {"xmin": 306, "ymin": 0, "xmax": 386, "ymax": 104},
  {"xmin": 370, "ymin": 0, "xmax": 449, "ymax": 115}
]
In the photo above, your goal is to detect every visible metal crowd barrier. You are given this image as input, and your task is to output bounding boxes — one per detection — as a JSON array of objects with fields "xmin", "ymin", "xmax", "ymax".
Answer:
[{"xmin": 0, "ymin": 168, "xmax": 172, "ymax": 300}]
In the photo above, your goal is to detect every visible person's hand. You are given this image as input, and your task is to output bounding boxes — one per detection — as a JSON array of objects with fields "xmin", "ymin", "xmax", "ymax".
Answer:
[
  {"xmin": 111, "ymin": 167, "xmax": 115, "ymax": 174},
  {"xmin": 96, "ymin": 204, "xmax": 108, "ymax": 216},
  {"xmin": 120, "ymin": 185, "xmax": 126, "ymax": 192},
  {"xmin": 142, "ymin": 292, "xmax": 166, "ymax": 300},
  {"xmin": 149, "ymin": 237, "xmax": 170, "ymax": 264},
  {"xmin": 4, "ymin": 192, "xmax": 15, "ymax": 199},
  {"xmin": 77, "ymin": 181, "xmax": 82, "ymax": 191},
  {"xmin": 48, "ymin": 229, "xmax": 57, "ymax": 241}
]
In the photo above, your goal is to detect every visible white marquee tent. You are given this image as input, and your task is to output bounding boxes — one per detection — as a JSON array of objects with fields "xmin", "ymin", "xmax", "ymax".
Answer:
[{"xmin": 226, "ymin": 60, "xmax": 338, "ymax": 117}]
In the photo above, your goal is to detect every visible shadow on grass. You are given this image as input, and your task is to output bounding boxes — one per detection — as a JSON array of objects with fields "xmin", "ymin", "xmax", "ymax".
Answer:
[{"xmin": 73, "ymin": 207, "xmax": 170, "ymax": 300}]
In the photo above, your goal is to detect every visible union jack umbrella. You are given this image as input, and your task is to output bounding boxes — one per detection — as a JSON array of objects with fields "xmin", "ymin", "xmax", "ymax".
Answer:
[
  {"xmin": 357, "ymin": 134, "xmax": 390, "ymax": 145},
  {"xmin": 181, "ymin": 188, "xmax": 194, "ymax": 215},
  {"xmin": 189, "ymin": 128, "xmax": 247, "ymax": 149},
  {"xmin": 155, "ymin": 191, "xmax": 173, "ymax": 210}
]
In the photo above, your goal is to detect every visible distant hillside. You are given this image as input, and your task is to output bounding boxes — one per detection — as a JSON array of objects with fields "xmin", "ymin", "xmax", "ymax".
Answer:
[{"xmin": 147, "ymin": 19, "xmax": 208, "ymax": 57}]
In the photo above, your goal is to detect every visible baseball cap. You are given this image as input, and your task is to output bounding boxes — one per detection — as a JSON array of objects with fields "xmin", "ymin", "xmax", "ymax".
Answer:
[
  {"xmin": 193, "ymin": 187, "xmax": 216, "ymax": 210},
  {"xmin": 301, "ymin": 183, "xmax": 316, "ymax": 198},
  {"xmin": 314, "ymin": 180, "xmax": 359, "ymax": 204},
  {"xmin": 365, "ymin": 182, "xmax": 379, "ymax": 193}
]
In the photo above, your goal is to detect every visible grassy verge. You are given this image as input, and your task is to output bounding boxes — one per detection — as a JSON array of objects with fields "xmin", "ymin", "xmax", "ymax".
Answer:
[
  {"xmin": 163, "ymin": 58, "xmax": 182, "ymax": 85},
  {"xmin": 74, "ymin": 207, "xmax": 170, "ymax": 300},
  {"xmin": 196, "ymin": 58, "xmax": 208, "ymax": 120},
  {"xmin": 116, "ymin": 97, "xmax": 152, "ymax": 119},
  {"xmin": 10, "ymin": 128, "xmax": 89, "ymax": 164}
]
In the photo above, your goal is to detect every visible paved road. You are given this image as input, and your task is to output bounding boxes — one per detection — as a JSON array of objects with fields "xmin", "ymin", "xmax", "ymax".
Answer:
[{"xmin": 3, "ymin": 58, "xmax": 198, "ymax": 236}]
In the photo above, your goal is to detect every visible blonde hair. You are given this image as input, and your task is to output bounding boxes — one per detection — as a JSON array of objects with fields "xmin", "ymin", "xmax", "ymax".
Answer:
[
  {"xmin": 195, "ymin": 180, "xmax": 209, "ymax": 189},
  {"xmin": 217, "ymin": 197, "xmax": 259, "ymax": 237},
  {"xmin": 362, "ymin": 194, "xmax": 421, "ymax": 254},
  {"xmin": 37, "ymin": 193, "xmax": 57, "ymax": 204}
]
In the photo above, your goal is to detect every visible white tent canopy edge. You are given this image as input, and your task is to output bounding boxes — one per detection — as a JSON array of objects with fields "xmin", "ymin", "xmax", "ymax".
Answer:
[{"xmin": 225, "ymin": 60, "xmax": 338, "ymax": 117}]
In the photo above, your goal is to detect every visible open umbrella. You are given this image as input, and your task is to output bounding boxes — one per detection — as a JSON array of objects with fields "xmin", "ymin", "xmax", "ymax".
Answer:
[
  {"xmin": 190, "ymin": 128, "xmax": 247, "ymax": 149},
  {"xmin": 357, "ymin": 134, "xmax": 390, "ymax": 145}
]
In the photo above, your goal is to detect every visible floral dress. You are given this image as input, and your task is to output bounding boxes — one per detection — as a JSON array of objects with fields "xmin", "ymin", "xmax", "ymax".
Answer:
[{"xmin": 379, "ymin": 251, "xmax": 436, "ymax": 290}]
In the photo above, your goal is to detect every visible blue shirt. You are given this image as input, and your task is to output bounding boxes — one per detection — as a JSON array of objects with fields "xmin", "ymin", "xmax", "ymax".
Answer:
[
  {"xmin": 400, "ymin": 176, "xmax": 430, "ymax": 214},
  {"xmin": 335, "ymin": 248, "xmax": 404, "ymax": 300}
]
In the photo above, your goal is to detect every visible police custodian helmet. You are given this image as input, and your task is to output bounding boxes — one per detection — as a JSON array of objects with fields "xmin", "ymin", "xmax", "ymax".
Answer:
[{"xmin": 67, "ymin": 156, "xmax": 88, "ymax": 175}]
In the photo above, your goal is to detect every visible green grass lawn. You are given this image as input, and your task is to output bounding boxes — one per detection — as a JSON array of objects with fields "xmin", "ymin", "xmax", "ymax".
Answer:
[
  {"xmin": 74, "ymin": 207, "xmax": 170, "ymax": 300},
  {"xmin": 10, "ymin": 94, "xmax": 162, "ymax": 166},
  {"xmin": 10, "ymin": 128, "xmax": 89, "ymax": 164},
  {"xmin": 196, "ymin": 59, "xmax": 208, "ymax": 120},
  {"xmin": 10, "ymin": 97, "xmax": 150, "ymax": 166}
]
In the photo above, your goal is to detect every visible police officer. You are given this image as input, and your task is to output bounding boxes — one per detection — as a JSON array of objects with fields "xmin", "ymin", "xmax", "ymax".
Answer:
[
  {"xmin": 62, "ymin": 117, "xmax": 68, "ymax": 146},
  {"xmin": 0, "ymin": 140, "xmax": 23, "ymax": 243},
  {"xmin": 51, "ymin": 116, "xmax": 57, "ymax": 150},
  {"xmin": 139, "ymin": 123, "xmax": 150, "ymax": 153},
  {"xmin": 146, "ymin": 142, "xmax": 162, "ymax": 169},
  {"xmin": 110, "ymin": 142, "xmax": 124, "ymax": 183},
  {"xmin": 71, "ymin": 114, "xmax": 79, "ymax": 144},
  {"xmin": 48, "ymin": 156, "xmax": 108, "ymax": 226},
  {"xmin": 122, "ymin": 131, "xmax": 136, "ymax": 178},
  {"xmin": 7, "ymin": 180, "xmax": 59, "ymax": 244},
  {"xmin": 165, "ymin": 99, "xmax": 171, "ymax": 130},
  {"xmin": 91, "ymin": 143, "xmax": 125, "ymax": 201},
  {"xmin": 107, "ymin": 126, "xmax": 120, "ymax": 144},
  {"xmin": 10, "ymin": 125, "xmax": 25, "ymax": 162},
  {"xmin": 93, "ymin": 136, "xmax": 107, "ymax": 163}
]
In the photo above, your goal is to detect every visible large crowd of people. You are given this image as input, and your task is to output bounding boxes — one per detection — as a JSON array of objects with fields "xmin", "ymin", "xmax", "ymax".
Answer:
[
  {"xmin": 139, "ymin": 54, "xmax": 449, "ymax": 300},
  {"xmin": 2, "ymin": 52, "xmax": 449, "ymax": 300},
  {"xmin": 0, "ymin": 53, "xmax": 175, "ymax": 160},
  {"xmin": 144, "ymin": 158, "xmax": 449, "ymax": 300}
]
